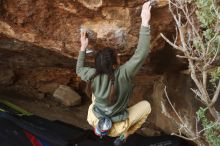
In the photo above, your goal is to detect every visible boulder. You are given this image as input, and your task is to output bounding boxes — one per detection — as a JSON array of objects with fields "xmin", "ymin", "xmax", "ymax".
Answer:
[{"xmin": 53, "ymin": 85, "xmax": 81, "ymax": 106}]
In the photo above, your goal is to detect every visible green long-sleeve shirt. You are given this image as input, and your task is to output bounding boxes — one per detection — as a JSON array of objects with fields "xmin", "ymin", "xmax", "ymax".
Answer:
[{"xmin": 76, "ymin": 26, "xmax": 151, "ymax": 122}]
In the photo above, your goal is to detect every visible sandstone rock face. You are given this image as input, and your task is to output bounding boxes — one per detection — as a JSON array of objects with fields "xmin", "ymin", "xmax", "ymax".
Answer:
[
  {"xmin": 0, "ymin": 0, "xmax": 171, "ymax": 57},
  {"xmin": 150, "ymin": 74, "xmax": 198, "ymax": 136},
  {"xmin": 0, "ymin": 36, "xmax": 76, "ymax": 98},
  {"xmin": 0, "ymin": 68, "xmax": 14, "ymax": 86}
]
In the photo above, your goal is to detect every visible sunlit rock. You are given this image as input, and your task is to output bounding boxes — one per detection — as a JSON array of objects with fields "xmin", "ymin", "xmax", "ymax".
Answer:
[{"xmin": 53, "ymin": 85, "xmax": 81, "ymax": 106}]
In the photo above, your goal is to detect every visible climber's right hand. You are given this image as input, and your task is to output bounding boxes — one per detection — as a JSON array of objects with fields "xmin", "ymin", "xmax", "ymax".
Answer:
[
  {"xmin": 80, "ymin": 30, "xmax": 88, "ymax": 51},
  {"xmin": 141, "ymin": 1, "xmax": 152, "ymax": 27}
]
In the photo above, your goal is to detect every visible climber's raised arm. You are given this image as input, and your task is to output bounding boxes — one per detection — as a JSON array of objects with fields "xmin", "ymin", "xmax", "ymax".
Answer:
[
  {"xmin": 120, "ymin": 2, "xmax": 151, "ymax": 79},
  {"xmin": 76, "ymin": 30, "xmax": 95, "ymax": 82}
]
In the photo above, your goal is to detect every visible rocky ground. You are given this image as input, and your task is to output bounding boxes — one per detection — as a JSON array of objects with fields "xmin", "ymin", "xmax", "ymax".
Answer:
[{"xmin": 0, "ymin": 90, "xmax": 91, "ymax": 130}]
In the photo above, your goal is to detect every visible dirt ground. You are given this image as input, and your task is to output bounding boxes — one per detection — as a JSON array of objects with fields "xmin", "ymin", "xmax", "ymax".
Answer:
[{"xmin": 0, "ymin": 90, "xmax": 198, "ymax": 146}]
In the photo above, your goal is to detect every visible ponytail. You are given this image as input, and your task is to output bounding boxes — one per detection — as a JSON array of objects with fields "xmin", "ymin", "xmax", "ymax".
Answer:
[{"xmin": 87, "ymin": 48, "xmax": 118, "ymax": 105}]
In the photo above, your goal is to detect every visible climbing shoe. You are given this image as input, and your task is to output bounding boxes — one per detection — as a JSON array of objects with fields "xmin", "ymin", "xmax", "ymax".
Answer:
[{"xmin": 113, "ymin": 135, "xmax": 126, "ymax": 146}]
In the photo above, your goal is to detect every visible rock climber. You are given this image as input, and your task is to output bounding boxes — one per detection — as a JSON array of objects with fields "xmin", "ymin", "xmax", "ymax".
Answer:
[{"xmin": 76, "ymin": 1, "xmax": 152, "ymax": 146}]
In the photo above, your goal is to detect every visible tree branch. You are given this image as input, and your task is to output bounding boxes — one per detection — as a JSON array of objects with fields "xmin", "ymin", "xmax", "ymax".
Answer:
[
  {"xmin": 210, "ymin": 80, "xmax": 220, "ymax": 106},
  {"xmin": 164, "ymin": 86, "xmax": 185, "ymax": 124},
  {"xmin": 160, "ymin": 33, "xmax": 184, "ymax": 51},
  {"xmin": 202, "ymin": 69, "xmax": 208, "ymax": 92},
  {"xmin": 176, "ymin": 55, "xmax": 201, "ymax": 61},
  {"xmin": 171, "ymin": 133, "xmax": 199, "ymax": 141},
  {"xmin": 206, "ymin": 31, "xmax": 219, "ymax": 54}
]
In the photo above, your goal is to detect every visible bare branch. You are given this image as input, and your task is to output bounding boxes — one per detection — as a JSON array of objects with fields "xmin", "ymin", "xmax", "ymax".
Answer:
[
  {"xmin": 160, "ymin": 33, "xmax": 184, "ymax": 51},
  {"xmin": 189, "ymin": 6, "xmax": 197, "ymax": 18},
  {"xmin": 206, "ymin": 32, "xmax": 219, "ymax": 54},
  {"xmin": 211, "ymin": 0, "xmax": 220, "ymax": 20},
  {"xmin": 190, "ymin": 88, "xmax": 207, "ymax": 105},
  {"xmin": 210, "ymin": 47, "xmax": 219, "ymax": 65},
  {"xmin": 208, "ymin": 106, "xmax": 220, "ymax": 121},
  {"xmin": 188, "ymin": 60, "xmax": 201, "ymax": 88},
  {"xmin": 169, "ymin": 1, "xmax": 182, "ymax": 27},
  {"xmin": 174, "ymin": 27, "xmax": 179, "ymax": 45},
  {"xmin": 210, "ymin": 80, "xmax": 220, "ymax": 106},
  {"xmin": 178, "ymin": 26, "xmax": 187, "ymax": 52},
  {"xmin": 171, "ymin": 133, "xmax": 199, "ymax": 141},
  {"xmin": 169, "ymin": 0, "xmax": 181, "ymax": 9},
  {"xmin": 176, "ymin": 55, "xmax": 201, "ymax": 61},
  {"xmin": 180, "ymin": 2, "xmax": 205, "ymax": 51},
  {"xmin": 164, "ymin": 86, "xmax": 185, "ymax": 124},
  {"xmin": 202, "ymin": 70, "xmax": 207, "ymax": 91},
  {"xmin": 195, "ymin": 117, "xmax": 199, "ymax": 137}
]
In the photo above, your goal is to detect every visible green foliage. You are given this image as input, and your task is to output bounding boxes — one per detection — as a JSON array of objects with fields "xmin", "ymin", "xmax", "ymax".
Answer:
[
  {"xmin": 196, "ymin": 108, "xmax": 220, "ymax": 146},
  {"xmin": 210, "ymin": 67, "xmax": 220, "ymax": 86},
  {"xmin": 193, "ymin": 1, "xmax": 220, "ymax": 145},
  {"xmin": 195, "ymin": 0, "xmax": 216, "ymax": 28},
  {"xmin": 193, "ymin": 0, "xmax": 220, "ymax": 54},
  {"xmin": 203, "ymin": 29, "xmax": 215, "ymax": 40}
]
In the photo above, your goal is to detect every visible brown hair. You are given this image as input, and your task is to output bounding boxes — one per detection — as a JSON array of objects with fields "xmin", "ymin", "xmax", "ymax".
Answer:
[{"xmin": 87, "ymin": 48, "xmax": 117, "ymax": 105}]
